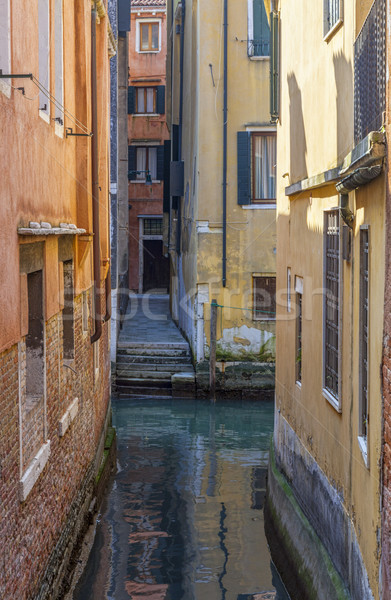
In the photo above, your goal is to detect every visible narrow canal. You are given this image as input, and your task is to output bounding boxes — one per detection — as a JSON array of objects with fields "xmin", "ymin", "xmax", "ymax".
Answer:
[{"xmin": 73, "ymin": 398, "xmax": 290, "ymax": 600}]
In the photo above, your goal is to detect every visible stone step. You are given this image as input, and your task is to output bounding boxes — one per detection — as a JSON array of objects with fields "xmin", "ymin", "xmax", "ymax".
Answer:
[
  {"xmin": 117, "ymin": 346, "xmax": 190, "ymax": 358},
  {"xmin": 118, "ymin": 341, "xmax": 189, "ymax": 351},
  {"xmin": 116, "ymin": 386, "xmax": 173, "ymax": 398},
  {"xmin": 116, "ymin": 370, "xmax": 173, "ymax": 381},
  {"xmin": 116, "ymin": 362, "xmax": 194, "ymax": 373},
  {"xmin": 116, "ymin": 377, "xmax": 172, "ymax": 388},
  {"xmin": 116, "ymin": 354, "xmax": 192, "ymax": 366}
]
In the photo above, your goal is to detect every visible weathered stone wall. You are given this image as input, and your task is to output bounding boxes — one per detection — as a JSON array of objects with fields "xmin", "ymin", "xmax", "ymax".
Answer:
[
  {"xmin": 196, "ymin": 360, "xmax": 275, "ymax": 399},
  {"xmin": 0, "ymin": 288, "xmax": 111, "ymax": 600},
  {"xmin": 269, "ymin": 412, "xmax": 374, "ymax": 600}
]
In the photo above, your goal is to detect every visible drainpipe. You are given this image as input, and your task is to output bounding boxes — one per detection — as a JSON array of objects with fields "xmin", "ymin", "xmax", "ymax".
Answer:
[
  {"xmin": 90, "ymin": 4, "xmax": 102, "ymax": 344},
  {"xmin": 222, "ymin": 0, "xmax": 228, "ymax": 287},
  {"xmin": 176, "ymin": 0, "xmax": 185, "ymax": 255},
  {"xmin": 339, "ymin": 194, "xmax": 355, "ymax": 229}
]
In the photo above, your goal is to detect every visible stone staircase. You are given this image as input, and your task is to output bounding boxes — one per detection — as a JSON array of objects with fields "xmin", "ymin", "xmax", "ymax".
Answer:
[{"xmin": 115, "ymin": 341, "xmax": 196, "ymax": 397}]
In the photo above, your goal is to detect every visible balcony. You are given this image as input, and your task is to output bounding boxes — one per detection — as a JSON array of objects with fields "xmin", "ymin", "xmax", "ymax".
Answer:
[{"xmin": 354, "ymin": 0, "xmax": 386, "ymax": 144}]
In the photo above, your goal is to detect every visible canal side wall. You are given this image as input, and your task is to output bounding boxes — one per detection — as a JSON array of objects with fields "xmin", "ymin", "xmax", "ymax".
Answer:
[
  {"xmin": 0, "ymin": 289, "xmax": 112, "ymax": 600},
  {"xmin": 195, "ymin": 360, "xmax": 275, "ymax": 399},
  {"xmin": 266, "ymin": 412, "xmax": 374, "ymax": 600}
]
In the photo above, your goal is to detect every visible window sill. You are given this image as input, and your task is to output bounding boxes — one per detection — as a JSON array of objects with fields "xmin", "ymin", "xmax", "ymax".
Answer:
[
  {"xmin": 249, "ymin": 55, "xmax": 270, "ymax": 61},
  {"xmin": 0, "ymin": 80, "xmax": 11, "ymax": 98},
  {"xmin": 55, "ymin": 122, "xmax": 64, "ymax": 138},
  {"xmin": 137, "ymin": 49, "xmax": 160, "ymax": 54},
  {"xmin": 253, "ymin": 316, "xmax": 276, "ymax": 321},
  {"xmin": 39, "ymin": 109, "xmax": 50, "ymax": 124},
  {"xmin": 59, "ymin": 397, "xmax": 79, "ymax": 437},
  {"xmin": 130, "ymin": 180, "xmax": 161, "ymax": 184},
  {"xmin": 296, "ymin": 380, "xmax": 302, "ymax": 390},
  {"xmin": 242, "ymin": 204, "xmax": 276, "ymax": 210},
  {"xmin": 358, "ymin": 436, "xmax": 369, "ymax": 468},
  {"xmin": 323, "ymin": 18, "xmax": 343, "ymax": 43},
  {"xmin": 19, "ymin": 440, "xmax": 51, "ymax": 502},
  {"xmin": 323, "ymin": 387, "xmax": 342, "ymax": 413},
  {"xmin": 133, "ymin": 113, "xmax": 160, "ymax": 117}
]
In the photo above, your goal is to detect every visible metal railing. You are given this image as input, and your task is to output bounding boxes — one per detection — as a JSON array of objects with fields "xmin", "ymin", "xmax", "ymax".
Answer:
[
  {"xmin": 354, "ymin": 0, "xmax": 386, "ymax": 144},
  {"xmin": 248, "ymin": 39, "xmax": 270, "ymax": 57}
]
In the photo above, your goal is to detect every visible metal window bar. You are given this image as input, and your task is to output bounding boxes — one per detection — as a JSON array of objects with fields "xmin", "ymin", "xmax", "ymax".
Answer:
[
  {"xmin": 327, "ymin": 0, "xmax": 340, "ymax": 31},
  {"xmin": 254, "ymin": 276, "xmax": 276, "ymax": 319},
  {"xmin": 324, "ymin": 211, "xmax": 340, "ymax": 399},
  {"xmin": 296, "ymin": 293, "xmax": 302, "ymax": 383},
  {"xmin": 143, "ymin": 218, "xmax": 162, "ymax": 236},
  {"xmin": 248, "ymin": 39, "xmax": 270, "ymax": 57},
  {"xmin": 359, "ymin": 229, "xmax": 369, "ymax": 439},
  {"xmin": 354, "ymin": 0, "xmax": 386, "ymax": 144}
]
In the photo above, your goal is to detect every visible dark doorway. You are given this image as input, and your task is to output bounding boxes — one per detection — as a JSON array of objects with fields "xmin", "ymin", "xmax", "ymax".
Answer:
[{"xmin": 143, "ymin": 239, "xmax": 169, "ymax": 292}]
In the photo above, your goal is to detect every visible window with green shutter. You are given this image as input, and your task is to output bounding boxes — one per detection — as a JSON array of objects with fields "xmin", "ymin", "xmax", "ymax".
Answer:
[{"xmin": 248, "ymin": 0, "xmax": 270, "ymax": 57}]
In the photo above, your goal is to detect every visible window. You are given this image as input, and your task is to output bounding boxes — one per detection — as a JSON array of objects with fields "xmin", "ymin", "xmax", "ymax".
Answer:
[
  {"xmin": 136, "ymin": 147, "xmax": 157, "ymax": 180},
  {"xmin": 138, "ymin": 21, "xmax": 160, "ymax": 52},
  {"xmin": 82, "ymin": 292, "xmax": 89, "ymax": 334},
  {"xmin": 0, "ymin": 0, "xmax": 11, "ymax": 96},
  {"xmin": 253, "ymin": 275, "xmax": 276, "ymax": 320},
  {"xmin": 287, "ymin": 267, "xmax": 291, "ymax": 313},
  {"xmin": 248, "ymin": 0, "xmax": 270, "ymax": 57},
  {"xmin": 295, "ymin": 277, "xmax": 303, "ymax": 384},
  {"xmin": 128, "ymin": 145, "xmax": 164, "ymax": 181},
  {"xmin": 237, "ymin": 131, "xmax": 276, "ymax": 205},
  {"xmin": 38, "ymin": 0, "xmax": 50, "ymax": 117},
  {"xmin": 323, "ymin": 210, "xmax": 341, "ymax": 406},
  {"xmin": 136, "ymin": 87, "xmax": 156, "ymax": 114},
  {"xmin": 63, "ymin": 261, "xmax": 74, "ymax": 359},
  {"xmin": 26, "ymin": 270, "xmax": 45, "ymax": 398},
  {"xmin": 143, "ymin": 218, "xmax": 163, "ymax": 236},
  {"xmin": 359, "ymin": 227, "xmax": 369, "ymax": 454},
  {"xmin": 54, "ymin": 0, "xmax": 64, "ymax": 125},
  {"xmin": 128, "ymin": 85, "xmax": 165, "ymax": 115},
  {"xmin": 252, "ymin": 133, "xmax": 276, "ymax": 202},
  {"xmin": 324, "ymin": 0, "xmax": 343, "ymax": 38}
]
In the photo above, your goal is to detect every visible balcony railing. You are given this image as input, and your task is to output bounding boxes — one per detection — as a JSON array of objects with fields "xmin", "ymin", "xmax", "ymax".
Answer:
[
  {"xmin": 248, "ymin": 39, "xmax": 270, "ymax": 58},
  {"xmin": 354, "ymin": 0, "xmax": 386, "ymax": 144}
]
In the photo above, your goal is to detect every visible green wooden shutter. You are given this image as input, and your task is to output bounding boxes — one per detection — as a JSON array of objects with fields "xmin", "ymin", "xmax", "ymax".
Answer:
[
  {"xmin": 156, "ymin": 85, "xmax": 165, "ymax": 114},
  {"xmin": 237, "ymin": 131, "xmax": 251, "ymax": 205},
  {"xmin": 156, "ymin": 145, "xmax": 165, "ymax": 181},
  {"xmin": 270, "ymin": 11, "xmax": 279, "ymax": 122},
  {"xmin": 253, "ymin": 0, "xmax": 271, "ymax": 57},
  {"xmin": 128, "ymin": 86, "xmax": 135, "ymax": 114},
  {"xmin": 163, "ymin": 140, "xmax": 171, "ymax": 213},
  {"xmin": 128, "ymin": 146, "xmax": 136, "ymax": 179}
]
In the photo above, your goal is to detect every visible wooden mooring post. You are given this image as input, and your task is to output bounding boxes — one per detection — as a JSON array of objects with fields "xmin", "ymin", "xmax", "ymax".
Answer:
[{"xmin": 209, "ymin": 299, "xmax": 217, "ymax": 402}]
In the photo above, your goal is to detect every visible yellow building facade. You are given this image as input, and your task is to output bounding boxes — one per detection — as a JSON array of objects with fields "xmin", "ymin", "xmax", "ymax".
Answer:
[
  {"xmin": 166, "ymin": 0, "xmax": 277, "ymax": 382},
  {"xmin": 269, "ymin": 0, "xmax": 386, "ymax": 598}
]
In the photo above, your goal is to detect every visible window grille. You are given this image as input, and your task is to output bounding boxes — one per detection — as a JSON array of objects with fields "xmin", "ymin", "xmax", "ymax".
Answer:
[
  {"xmin": 296, "ymin": 293, "xmax": 302, "ymax": 383},
  {"xmin": 253, "ymin": 275, "xmax": 276, "ymax": 320},
  {"xmin": 359, "ymin": 229, "xmax": 369, "ymax": 439},
  {"xmin": 324, "ymin": 0, "xmax": 341, "ymax": 36},
  {"xmin": 324, "ymin": 210, "xmax": 340, "ymax": 400},
  {"xmin": 143, "ymin": 218, "xmax": 162, "ymax": 236},
  {"xmin": 354, "ymin": 0, "xmax": 386, "ymax": 143}
]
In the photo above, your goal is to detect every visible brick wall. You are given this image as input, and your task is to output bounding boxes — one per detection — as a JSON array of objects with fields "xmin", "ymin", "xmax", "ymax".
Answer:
[{"xmin": 0, "ymin": 287, "xmax": 111, "ymax": 600}]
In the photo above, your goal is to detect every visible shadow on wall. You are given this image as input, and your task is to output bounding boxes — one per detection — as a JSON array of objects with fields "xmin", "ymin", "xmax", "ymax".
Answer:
[
  {"xmin": 333, "ymin": 51, "xmax": 354, "ymax": 163},
  {"xmin": 288, "ymin": 72, "xmax": 308, "ymax": 183}
]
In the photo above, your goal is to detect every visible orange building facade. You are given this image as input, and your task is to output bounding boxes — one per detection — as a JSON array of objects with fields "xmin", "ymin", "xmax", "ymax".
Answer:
[
  {"xmin": 128, "ymin": 0, "xmax": 170, "ymax": 294},
  {"xmin": 0, "ymin": 1, "xmax": 114, "ymax": 598}
]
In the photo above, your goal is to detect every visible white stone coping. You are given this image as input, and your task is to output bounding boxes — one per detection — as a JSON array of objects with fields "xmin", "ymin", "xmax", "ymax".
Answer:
[
  {"xmin": 19, "ymin": 440, "xmax": 51, "ymax": 502},
  {"xmin": 18, "ymin": 222, "xmax": 86, "ymax": 236},
  {"xmin": 59, "ymin": 397, "xmax": 79, "ymax": 437}
]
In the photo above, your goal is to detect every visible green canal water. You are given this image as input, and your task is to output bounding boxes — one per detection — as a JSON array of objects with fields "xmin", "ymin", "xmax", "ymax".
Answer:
[{"xmin": 73, "ymin": 398, "xmax": 290, "ymax": 600}]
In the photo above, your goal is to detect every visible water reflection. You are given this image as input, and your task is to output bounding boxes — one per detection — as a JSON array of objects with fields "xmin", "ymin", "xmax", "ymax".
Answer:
[{"xmin": 73, "ymin": 399, "xmax": 289, "ymax": 600}]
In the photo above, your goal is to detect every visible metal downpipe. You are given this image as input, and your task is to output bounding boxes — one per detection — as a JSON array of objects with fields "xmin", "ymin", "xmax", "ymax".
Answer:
[
  {"xmin": 222, "ymin": 0, "xmax": 228, "ymax": 287},
  {"xmin": 176, "ymin": 0, "xmax": 185, "ymax": 255},
  {"xmin": 90, "ymin": 5, "xmax": 102, "ymax": 344}
]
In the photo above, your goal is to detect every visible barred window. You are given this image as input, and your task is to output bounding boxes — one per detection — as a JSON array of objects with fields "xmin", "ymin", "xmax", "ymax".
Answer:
[
  {"xmin": 253, "ymin": 275, "xmax": 276, "ymax": 320},
  {"xmin": 324, "ymin": 0, "xmax": 342, "ymax": 37},
  {"xmin": 359, "ymin": 228, "xmax": 369, "ymax": 443},
  {"xmin": 324, "ymin": 210, "xmax": 340, "ymax": 402},
  {"xmin": 296, "ymin": 292, "xmax": 302, "ymax": 384},
  {"xmin": 143, "ymin": 218, "xmax": 162, "ymax": 236}
]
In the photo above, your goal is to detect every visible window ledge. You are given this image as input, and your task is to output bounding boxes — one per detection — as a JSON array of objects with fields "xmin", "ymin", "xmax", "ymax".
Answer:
[
  {"xmin": 133, "ymin": 113, "xmax": 160, "ymax": 117},
  {"xmin": 55, "ymin": 122, "xmax": 64, "ymax": 138},
  {"xmin": 249, "ymin": 55, "xmax": 270, "ymax": 61},
  {"xmin": 242, "ymin": 204, "xmax": 276, "ymax": 210},
  {"xmin": 39, "ymin": 109, "xmax": 50, "ymax": 124},
  {"xmin": 0, "ymin": 80, "xmax": 11, "ymax": 98},
  {"xmin": 296, "ymin": 381, "xmax": 302, "ymax": 389},
  {"xmin": 130, "ymin": 180, "xmax": 161, "ymax": 184},
  {"xmin": 323, "ymin": 388, "xmax": 342, "ymax": 413},
  {"xmin": 137, "ymin": 49, "xmax": 160, "ymax": 54},
  {"xmin": 253, "ymin": 316, "xmax": 276, "ymax": 321},
  {"xmin": 59, "ymin": 397, "xmax": 79, "ymax": 437},
  {"xmin": 358, "ymin": 436, "xmax": 369, "ymax": 468},
  {"xmin": 323, "ymin": 18, "xmax": 343, "ymax": 43},
  {"xmin": 19, "ymin": 440, "xmax": 51, "ymax": 502}
]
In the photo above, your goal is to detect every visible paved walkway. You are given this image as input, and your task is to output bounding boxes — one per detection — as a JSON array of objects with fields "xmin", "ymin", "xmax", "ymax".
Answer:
[{"xmin": 118, "ymin": 294, "xmax": 186, "ymax": 345}]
